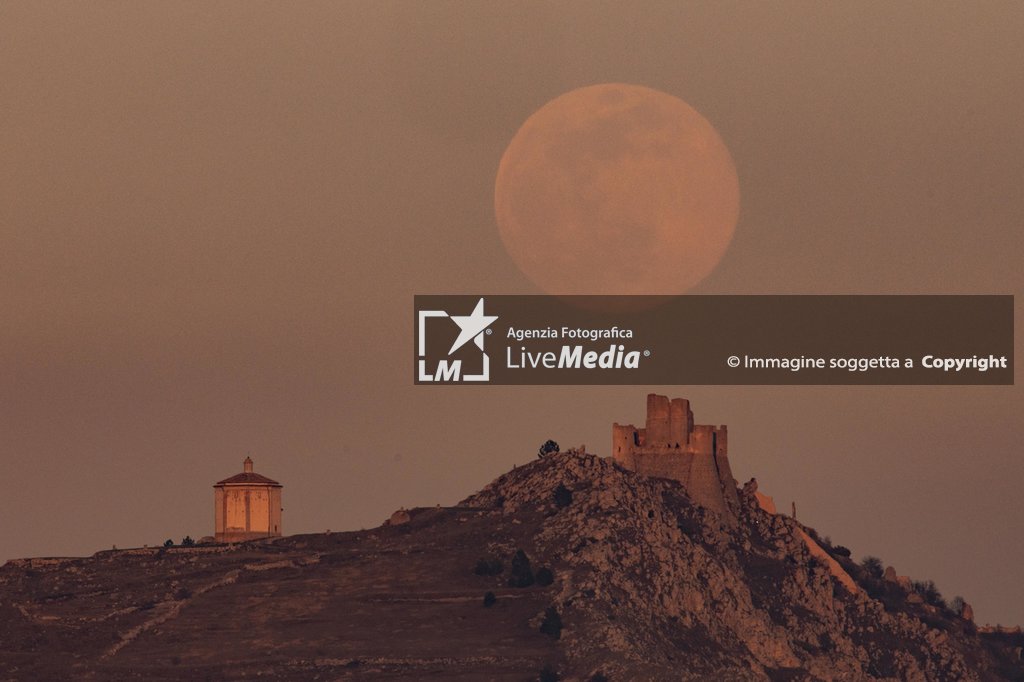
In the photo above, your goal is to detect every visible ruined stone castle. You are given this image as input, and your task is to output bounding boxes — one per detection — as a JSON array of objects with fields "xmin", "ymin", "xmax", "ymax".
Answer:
[{"xmin": 613, "ymin": 394, "xmax": 739, "ymax": 518}]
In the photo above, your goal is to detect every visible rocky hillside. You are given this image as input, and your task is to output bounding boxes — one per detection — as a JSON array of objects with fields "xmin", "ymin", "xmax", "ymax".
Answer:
[
  {"xmin": 462, "ymin": 451, "xmax": 1024, "ymax": 680},
  {"xmin": 1, "ymin": 450, "xmax": 1022, "ymax": 680}
]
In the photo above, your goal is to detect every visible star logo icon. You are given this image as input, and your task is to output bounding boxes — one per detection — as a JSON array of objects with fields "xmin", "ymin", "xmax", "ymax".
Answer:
[
  {"xmin": 448, "ymin": 298, "xmax": 498, "ymax": 355},
  {"xmin": 416, "ymin": 296, "xmax": 498, "ymax": 382}
]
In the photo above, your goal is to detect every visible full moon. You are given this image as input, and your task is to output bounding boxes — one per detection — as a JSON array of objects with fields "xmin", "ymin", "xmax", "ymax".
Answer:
[{"xmin": 495, "ymin": 83, "xmax": 739, "ymax": 296}]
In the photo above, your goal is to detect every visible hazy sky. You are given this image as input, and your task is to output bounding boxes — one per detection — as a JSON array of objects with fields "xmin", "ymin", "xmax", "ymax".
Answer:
[{"xmin": 1, "ymin": 2, "xmax": 1022, "ymax": 625}]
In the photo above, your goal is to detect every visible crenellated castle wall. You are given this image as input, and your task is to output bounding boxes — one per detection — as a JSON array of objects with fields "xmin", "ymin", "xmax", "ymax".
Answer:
[{"xmin": 612, "ymin": 394, "xmax": 739, "ymax": 519}]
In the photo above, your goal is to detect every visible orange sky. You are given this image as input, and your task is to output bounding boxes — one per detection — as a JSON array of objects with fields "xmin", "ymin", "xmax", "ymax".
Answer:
[{"xmin": 1, "ymin": 2, "xmax": 1022, "ymax": 625}]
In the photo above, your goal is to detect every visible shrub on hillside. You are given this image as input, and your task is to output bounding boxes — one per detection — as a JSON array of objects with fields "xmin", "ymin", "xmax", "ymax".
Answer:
[
  {"xmin": 538, "ymin": 440, "xmax": 560, "ymax": 459},
  {"xmin": 473, "ymin": 558, "xmax": 504, "ymax": 576},
  {"xmin": 539, "ymin": 606, "xmax": 563, "ymax": 639},
  {"xmin": 536, "ymin": 567, "xmax": 554, "ymax": 587},
  {"xmin": 860, "ymin": 556, "xmax": 884, "ymax": 580},
  {"xmin": 553, "ymin": 484, "xmax": 573, "ymax": 508},
  {"xmin": 912, "ymin": 579, "xmax": 946, "ymax": 609},
  {"xmin": 508, "ymin": 549, "xmax": 535, "ymax": 588}
]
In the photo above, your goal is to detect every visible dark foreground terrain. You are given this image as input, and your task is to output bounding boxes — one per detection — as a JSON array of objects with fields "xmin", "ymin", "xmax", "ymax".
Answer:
[{"xmin": 1, "ymin": 451, "xmax": 1022, "ymax": 681}]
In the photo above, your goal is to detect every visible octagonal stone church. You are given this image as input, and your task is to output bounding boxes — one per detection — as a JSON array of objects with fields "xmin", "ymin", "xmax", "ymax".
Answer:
[{"xmin": 214, "ymin": 457, "xmax": 283, "ymax": 542}]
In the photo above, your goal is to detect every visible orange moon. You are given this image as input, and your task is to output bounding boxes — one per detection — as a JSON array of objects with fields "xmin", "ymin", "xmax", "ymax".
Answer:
[{"xmin": 494, "ymin": 83, "xmax": 739, "ymax": 296}]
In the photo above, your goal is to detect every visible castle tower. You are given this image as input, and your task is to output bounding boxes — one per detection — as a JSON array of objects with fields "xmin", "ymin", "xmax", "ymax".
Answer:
[
  {"xmin": 612, "ymin": 394, "xmax": 739, "ymax": 521},
  {"xmin": 214, "ymin": 457, "xmax": 283, "ymax": 542}
]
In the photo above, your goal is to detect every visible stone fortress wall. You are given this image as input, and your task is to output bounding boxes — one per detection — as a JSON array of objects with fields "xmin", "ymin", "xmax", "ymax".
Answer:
[{"xmin": 612, "ymin": 394, "xmax": 739, "ymax": 517}]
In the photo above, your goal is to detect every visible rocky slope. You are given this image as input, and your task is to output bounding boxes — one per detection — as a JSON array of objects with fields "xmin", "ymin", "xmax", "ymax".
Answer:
[
  {"xmin": 462, "ymin": 450, "xmax": 1023, "ymax": 680},
  {"xmin": 1, "ymin": 450, "xmax": 1021, "ymax": 680}
]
